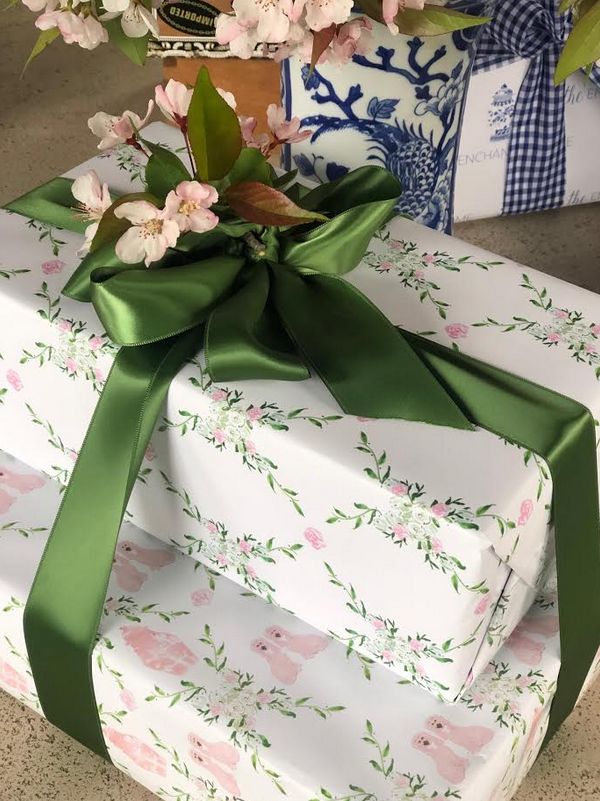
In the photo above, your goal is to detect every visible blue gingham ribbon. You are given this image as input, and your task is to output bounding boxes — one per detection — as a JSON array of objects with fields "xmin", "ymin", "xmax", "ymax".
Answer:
[{"xmin": 474, "ymin": 0, "xmax": 600, "ymax": 215}]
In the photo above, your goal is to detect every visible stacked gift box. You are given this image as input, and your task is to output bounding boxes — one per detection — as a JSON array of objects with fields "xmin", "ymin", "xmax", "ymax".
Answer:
[{"xmin": 1, "ymin": 123, "xmax": 600, "ymax": 801}]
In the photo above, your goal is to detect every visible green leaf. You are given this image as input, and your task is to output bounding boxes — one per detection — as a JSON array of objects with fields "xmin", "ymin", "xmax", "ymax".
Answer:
[
  {"xmin": 395, "ymin": 4, "xmax": 490, "ymax": 36},
  {"xmin": 144, "ymin": 142, "xmax": 192, "ymax": 201},
  {"xmin": 104, "ymin": 18, "xmax": 149, "ymax": 65},
  {"xmin": 187, "ymin": 66, "xmax": 242, "ymax": 181},
  {"xmin": 89, "ymin": 192, "xmax": 158, "ymax": 253},
  {"xmin": 226, "ymin": 182, "xmax": 328, "ymax": 227},
  {"xmin": 22, "ymin": 28, "xmax": 60, "ymax": 74},
  {"xmin": 272, "ymin": 168, "xmax": 298, "ymax": 190},
  {"xmin": 227, "ymin": 147, "xmax": 273, "ymax": 187},
  {"xmin": 555, "ymin": 1, "xmax": 600, "ymax": 84}
]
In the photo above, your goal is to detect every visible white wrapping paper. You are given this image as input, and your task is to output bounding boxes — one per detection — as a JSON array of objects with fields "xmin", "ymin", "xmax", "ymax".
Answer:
[
  {"xmin": 2, "ymin": 123, "xmax": 600, "ymax": 703},
  {"xmin": 1, "ymin": 448, "xmax": 598, "ymax": 801}
]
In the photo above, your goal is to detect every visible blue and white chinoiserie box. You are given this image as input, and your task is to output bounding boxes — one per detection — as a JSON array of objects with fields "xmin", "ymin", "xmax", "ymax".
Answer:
[
  {"xmin": 281, "ymin": 3, "xmax": 489, "ymax": 234},
  {"xmin": 0, "ymin": 448, "xmax": 599, "ymax": 801},
  {"xmin": 4, "ymin": 122, "xmax": 600, "ymax": 712}
]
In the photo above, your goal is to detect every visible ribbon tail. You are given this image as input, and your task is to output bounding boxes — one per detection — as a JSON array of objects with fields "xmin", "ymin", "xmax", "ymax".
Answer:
[
  {"xmin": 23, "ymin": 327, "xmax": 202, "ymax": 759},
  {"xmin": 405, "ymin": 332, "xmax": 600, "ymax": 745},
  {"xmin": 271, "ymin": 267, "xmax": 472, "ymax": 429},
  {"xmin": 206, "ymin": 261, "xmax": 308, "ymax": 382},
  {"xmin": 5, "ymin": 177, "xmax": 87, "ymax": 235}
]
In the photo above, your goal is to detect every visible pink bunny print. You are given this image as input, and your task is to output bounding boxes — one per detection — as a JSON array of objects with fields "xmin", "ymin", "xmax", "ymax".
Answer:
[
  {"xmin": 505, "ymin": 626, "xmax": 544, "ymax": 666},
  {"xmin": 0, "ymin": 488, "xmax": 15, "ymax": 515},
  {"xmin": 0, "ymin": 467, "xmax": 45, "ymax": 494},
  {"xmin": 188, "ymin": 733, "xmax": 241, "ymax": 796},
  {"xmin": 104, "ymin": 728, "xmax": 167, "ymax": 776},
  {"xmin": 112, "ymin": 553, "xmax": 148, "ymax": 593},
  {"xmin": 412, "ymin": 732, "xmax": 468, "ymax": 785},
  {"xmin": 0, "ymin": 659, "xmax": 29, "ymax": 694},
  {"xmin": 250, "ymin": 638, "xmax": 301, "ymax": 685},
  {"xmin": 121, "ymin": 625, "xmax": 198, "ymax": 675},
  {"xmin": 425, "ymin": 716, "xmax": 494, "ymax": 753},
  {"xmin": 117, "ymin": 540, "xmax": 175, "ymax": 570},
  {"xmin": 519, "ymin": 614, "xmax": 560, "ymax": 638},
  {"xmin": 265, "ymin": 625, "xmax": 329, "ymax": 659}
]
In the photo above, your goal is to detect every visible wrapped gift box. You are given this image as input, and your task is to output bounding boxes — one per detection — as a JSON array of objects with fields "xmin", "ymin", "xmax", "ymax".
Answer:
[
  {"xmin": 1, "ymin": 447, "xmax": 598, "ymax": 801},
  {"xmin": 0, "ymin": 125, "xmax": 564, "ymax": 704},
  {"xmin": 454, "ymin": 64, "xmax": 600, "ymax": 222}
]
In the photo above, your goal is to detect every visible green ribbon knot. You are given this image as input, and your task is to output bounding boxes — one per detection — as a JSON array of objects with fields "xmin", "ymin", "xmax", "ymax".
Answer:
[{"xmin": 5, "ymin": 168, "xmax": 600, "ymax": 764}]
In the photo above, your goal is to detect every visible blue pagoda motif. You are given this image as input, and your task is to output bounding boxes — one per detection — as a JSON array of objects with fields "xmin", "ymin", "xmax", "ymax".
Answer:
[{"xmin": 488, "ymin": 83, "xmax": 516, "ymax": 142}]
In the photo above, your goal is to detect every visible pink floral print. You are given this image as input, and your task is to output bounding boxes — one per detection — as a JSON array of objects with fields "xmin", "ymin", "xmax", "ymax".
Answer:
[
  {"xmin": 445, "ymin": 323, "xmax": 469, "ymax": 340},
  {"xmin": 0, "ymin": 659, "xmax": 29, "ymax": 694},
  {"xmin": 264, "ymin": 625, "xmax": 329, "ymax": 659},
  {"xmin": 116, "ymin": 540, "xmax": 175, "ymax": 570},
  {"xmin": 121, "ymin": 625, "xmax": 198, "ymax": 675},
  {"xmin": 112, "ymin": 553, "xmax": 148, "ymax": 593},
  {"xmin": 191, "ymin": 589, "xmax": 214, "ymax": 606},
  {"xmin": 6, "ymin": 370, "xmax": 22, "ymax": 391},
  {"xmin": 41, "ymin": 259, "xmax": 65, "ymax": 274},
  {"xmin": 304, "ymin": 527, "xmax": 326, "ymax": 550},
  {"xmin": 104, "ymin": 728, "xmax": 167, "ymax": 776},
  {"xmin": 250, "ymin": 638, "xmax": 301, "ymax": 685},
  {"xmin": 425, "ymin": 716, "xmax": 494, "ymax": 753},
  {"xmin": 0, "ymin": 488, "xmax": 15, "ymax": 514},
  {"xmin": 518, "ymin": 500, "xmax": 534, "ymax": 526},
  {"xmin": 0, "ymin": 467, "xmax": 45, "ymax": 493}
]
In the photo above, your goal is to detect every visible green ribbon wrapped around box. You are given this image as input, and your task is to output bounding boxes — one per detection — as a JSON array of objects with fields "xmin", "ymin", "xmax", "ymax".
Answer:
[{"xmin": 6, "ymin": 168, "xmax": 600, "ymax": 763}]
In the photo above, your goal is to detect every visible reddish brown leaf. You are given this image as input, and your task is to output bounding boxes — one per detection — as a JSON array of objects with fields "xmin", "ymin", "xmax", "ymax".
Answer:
[
  {"xmin": 310, "ymin": 24, "xmax": 337, "ymax": 71},
  {"xmin": 227, "ymin": 182, "xmax": 328, "ymax": 227}
]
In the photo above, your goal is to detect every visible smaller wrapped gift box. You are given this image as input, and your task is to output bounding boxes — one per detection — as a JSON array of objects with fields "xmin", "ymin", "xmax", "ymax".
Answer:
[
  {"xmin": 0, "ymin": 125, "xmax": 564, "ymax": 705},
  {"xmin": 454, "ymin": 64, "xmax": 600, "ymax": 222},
  {"xmin": 1, "ymin": 447, "xmax": 598, "ymax": 801}
]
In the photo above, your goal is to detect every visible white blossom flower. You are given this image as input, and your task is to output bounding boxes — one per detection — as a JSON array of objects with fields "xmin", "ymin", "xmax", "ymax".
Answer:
[
  {"xmin": 88, "ymin": 100, "xmax": 154, "ymax": 150},
  {"xmin": 114, "ymin": 201, "xmax": 180, "ymax": 267},
  {"xmin": 71, "ymin": 170, "xmax": 112, "ymax": 256},
  {"xmin": 164, "ymin": 181, "xmax": 219, "ymax": 234}
]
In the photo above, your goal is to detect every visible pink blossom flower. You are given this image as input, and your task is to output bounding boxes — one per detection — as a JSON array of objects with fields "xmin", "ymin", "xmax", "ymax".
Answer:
[
  {"xmin": 518, "ymin": 499, "xmax": 534, "ymax": 526},
  {"xmin": 72, "ymin": 171, "xmax": 111, "ymax": 227},
  {"xmin": 291, "ymin": 0, "xmax": 353, "ymax": 29},
  {"xmin": 517, "ymin": 675, "xmax": 532, "ymax": 688},
  {"xmin": 394, "ymin": 774, "xmax": 410, "ymax": 789},
  {"xmin": 445, "ymin": 323, "xmax": 469, "ymax": 340},
  {"xmin": 475, "ymin": 594, "xmax": 492, "ymax": 615},
  {"xmin": 89, "ymin": 336, "xmax": 103, "ymax": 351},
  {"xmin": 143, "ymin": 443, "xmax": 155, "ymax": 462},
  {"xmin": 239, "ymin": 115, "xmax": 269, "ymax": 151},
  {"xmin": 101, "ymin": 0, "xmax": 158, "ymax": 38},
  {"xmin": 267, "ymin": 104, "xmax": 311, "ymax": 145},
  {"xmin": 239, "ymin": 540, "xmax": 252, "ymax": 554},
  {"xmin": 422, "ymin": 253, "xmax": 435, "ymax": 264},
  {"xmin": 431, "ymin": 503, "xmax": 449, "ymax": 518},
  {"xmin": 471, "ymin": 691, "xmax": 485, "ymax": 704},
  {"xmin": 58, "ymin": 319, "xmax": 72, "ymax": 333},
  {"xmin": 206, "ymin": 521, "xmax": 218, "ymax": 533},
  {"xmin": 216, "ymin": 553, "xmax": 229, "ymax": 566},
  {"xmin": 94, "ymin": 368, "xmax": 104, "ymax": 383},
  {"xmin": 6, "ymin": 370, "xmax": 22, "ymax": 391},
  {"xmin": 392, "ymin": 524, "xmax": 407, "ymax": 541},
  {"xmin": 120, "ymin": 689, "xmax": 137, "ymax": 711},
  {"xmin": 390, "ymin": 482, "xmax": 407, "ymax": 496},
  {"xmin": 257, "ymin": 691, "xmax": 273, "ymax": 704},
  {"xmin": 247, "ymin": 406, "xmax": 263, "ymax": 421},
  {"xmin": 509, "ymin": 701, "xmax": 520, "ymax": 713},
  {"xmin": 66, "ymin": 358, "xmax": 77, "ymax": 374},
  {"xmin": 409, "ymin": 638, "xmax": 424, "ymax": 652},
  {"xmin": 114, "ymin": 201, "xmax": 180, "ymax": 267},
  {"xmin": 327, "ymin": 16, "xmax": 373, "ymax": 65},
  {"xmin": 164, "ymin": 181, "xmax": 219, "ymax": 235},
  {"xmin": 586, "ymin": 343, "xmax": 597, "ymax": 354},
  {"xmin": 546, "ymin": 332, "xmax": 560, "ymax": 343},
  {"xmin": 304, "ymin": 527, "xmax": 326, "ymax": 549},
  {"xmin": 431, "ymin": 537, "xmax": 443, "ymax": 554},
  {"xmin": 224, "ymin": 670, "xmax": 237, "ymax": 684},
  {"xmin": 42, "ymin": 259, "xmax": 65, "ymax": 275},
  {"xmin": 155, "ymin": 79, "xmax": 193, "ymax": 127},
  {"xmin": 36, "ymin": 10, "xmax": 108, "ymax": 50},
  {"xmin": 216, "ymin": 0, "xmax": 293, "ymax": 58},
  {"xmin": 191, "ymin": 589, "xmax": 213, "ymax": 606},
  {"xmin": 246, "ymin": 563, "xmax": 257, "ymax": 578},
  {"xmin": 414, "ymin": 269, "xmax": 425, "ymax": 279},
  {"xmin": 592, "ymin": 325, "xmax": 600, "ymax": 336},
  {"xmin": 245, "ymin": 440, "xmax": 257, "ymax": 455},
  {"xmin": 382, "ymin": 650, "xmax": 394, "ymax": 663},
  {"xmin": 88, "ymin": 100, "xmax": 154, "ymax": 151},
  {"xmin": 217, "ymin": 87, "xmax": 237, "ymax": 109},
  {"xmin": 213, "ymin": 429, "xmax": 226, "ymax": 445},
  {"xmin": 553, "ymin": 309, "xmax": 568, "ymax": 319},
  {"xmin": 390, "ymin": 240, "xmax": 404, "ymax": 250},
  {"xmin": 68, "ymin": 450, "xmax": 78, "ymax": 462},
  {"xmin": 209, "ymin": 704, "xmax": 222, "ymax": 716},
  {"xmin": 211, "ymin": 389, "xmax": 227, "ymax": 401},
  {"xmin": 379, "ymin": 261, "xmax": 393, "ymax": 272},
  {"xmin": 416, "ymin": 663, "xmax": 427, "ymax": 676},
  {"xmin": 372, "ymin": 618, "xmax": 385, "ymax": 630}
]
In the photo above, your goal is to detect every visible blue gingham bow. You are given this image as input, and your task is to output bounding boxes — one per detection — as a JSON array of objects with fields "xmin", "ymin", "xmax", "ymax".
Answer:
[{"xmin": 474, "ymin": 0, "xmax": 600, "ymax": 214}]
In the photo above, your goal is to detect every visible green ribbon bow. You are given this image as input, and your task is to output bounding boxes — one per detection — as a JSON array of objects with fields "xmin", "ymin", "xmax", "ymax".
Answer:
[{"xmin": 6, "ymin": 170, "xmax": 600, "ymax": 763}]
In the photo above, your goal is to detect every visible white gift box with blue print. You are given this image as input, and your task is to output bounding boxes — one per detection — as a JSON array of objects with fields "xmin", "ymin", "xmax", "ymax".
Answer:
[
  {"xmin": 454, "ymin": 0, "xmax": 600, "ymax": 221},
  {"xmin": 2, "ymin": 124, "xmax": 600, "ymax": 710},
  {"xmin": 0, "ymin": 448, "xmax": 598, "ymax": 801}
]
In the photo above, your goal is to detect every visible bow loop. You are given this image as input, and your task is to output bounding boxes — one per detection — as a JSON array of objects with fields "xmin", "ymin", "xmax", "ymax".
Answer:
[{"xmin": 487, "ymin": 0, "xmax": 567, "ymax": 59}]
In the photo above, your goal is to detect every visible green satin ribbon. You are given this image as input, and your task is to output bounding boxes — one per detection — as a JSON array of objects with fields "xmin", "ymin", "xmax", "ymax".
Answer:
[{"xmin": 6, "ymin": 172, "xmax": 600, "ymax": 763}]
